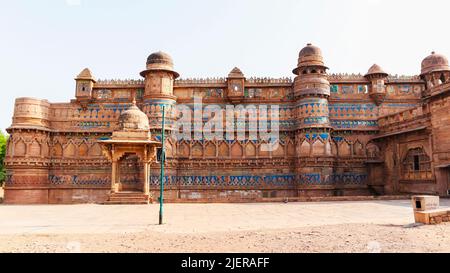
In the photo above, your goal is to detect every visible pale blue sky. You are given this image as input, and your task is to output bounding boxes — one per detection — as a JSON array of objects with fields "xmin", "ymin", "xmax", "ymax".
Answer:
[{"xmin": 1, "ymin": 0, "xmax": 449, "ymax": 131}]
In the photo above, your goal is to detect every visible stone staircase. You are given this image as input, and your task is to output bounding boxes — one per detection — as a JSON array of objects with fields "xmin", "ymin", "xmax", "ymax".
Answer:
[{"xmin": 103, "ymin": 191, "xmax": 150, "ymax": 205}]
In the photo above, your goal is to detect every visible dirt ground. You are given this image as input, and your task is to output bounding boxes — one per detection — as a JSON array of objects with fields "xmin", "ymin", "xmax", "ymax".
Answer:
[
  {"xmin": 0, "ymin": 200, "xmax": 449, "ymax": 253},
  {"xmin": 1, "ymin": 223, "xmax": 450, "ymax": 253}
]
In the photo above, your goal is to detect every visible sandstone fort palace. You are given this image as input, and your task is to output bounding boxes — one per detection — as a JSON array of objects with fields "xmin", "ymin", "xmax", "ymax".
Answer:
[{"xmin": 4, "ymin": 44, "xmax": 450, "ymax": 204}]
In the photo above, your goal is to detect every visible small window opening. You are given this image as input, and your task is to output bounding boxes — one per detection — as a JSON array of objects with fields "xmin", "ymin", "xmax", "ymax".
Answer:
[
  {"xmin": 415, "ymin": 200, "xmax": 422, "ymax": 209},
  {"xmin": 413, "ymin": 155, "xmax": 420, "ymax": 171}
]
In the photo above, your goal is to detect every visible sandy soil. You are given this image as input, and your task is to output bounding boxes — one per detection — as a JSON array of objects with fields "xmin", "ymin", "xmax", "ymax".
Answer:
[
  {"xmin": 0, "ymin": 201, "xmax": 449, "ymax": 253},
  {"xmin": 0, "ymin": 223, "xmax": 449, "ymax": 253}
]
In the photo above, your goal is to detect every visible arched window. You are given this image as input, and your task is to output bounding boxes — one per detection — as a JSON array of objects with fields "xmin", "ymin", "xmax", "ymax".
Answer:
[{"xmin": 402, "ymin": 148, "xmax": 432, "ymax": 180}]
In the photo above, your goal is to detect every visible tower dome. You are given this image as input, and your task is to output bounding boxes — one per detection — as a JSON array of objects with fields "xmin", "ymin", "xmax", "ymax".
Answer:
[
  {"xmin": 118, "ymin": 100, "xmax": 149, "ymax": 131},
  {"xmin": 293, "ymin": 43, "xmax": 328, "ymax": 75},
  {"xmin": 140, "ymin": 51, "xmax": 179, "ymax": 78},
  {"xmin": 365, "ymin": 64, "xmax": 388, "ymax": 78},
  {"xmin": 421, "ymin": 52, "xmax": 450, "ymax": 75}
]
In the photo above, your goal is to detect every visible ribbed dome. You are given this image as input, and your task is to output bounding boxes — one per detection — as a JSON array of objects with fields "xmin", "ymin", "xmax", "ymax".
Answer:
[
  {"xmin": 365, "ymin": 64, "xmax": 388, "ymax": 77},
  {"xmin": 293, "ymin": 43, "xmax": 328, "ymax": 75},
  {"xmin": 140, "ymin": 51, "xmax": 179, "ymax": 78},
  {"xmin": 421, "ymin": 52, "xmax": 450, "ymax": 75},
  {"xmin": 118, "ymin": 101, "xmax": 149, "ymax": 131},
  {"xmin": 299, "ymin": 43, "xmax": 323, "ymax": 59}
]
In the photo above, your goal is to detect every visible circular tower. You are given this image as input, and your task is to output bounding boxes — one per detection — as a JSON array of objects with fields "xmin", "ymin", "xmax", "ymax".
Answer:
[
  {"xmin": 293, "ymin": 44, "xmax": 334, "ymax": 194},
  {"xmin": 140, "ymin": 51, "xmax": 179, "ymax": 132},
  {"xmin": 293, "ymin": 44, "xmax": 331, "ymax": 131},
  {"xmin": 4, "ymin": 98, "xmax": 52, "ymax": 202}
]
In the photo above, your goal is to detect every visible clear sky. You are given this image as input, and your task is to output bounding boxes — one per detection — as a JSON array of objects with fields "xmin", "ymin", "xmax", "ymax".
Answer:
[{"xmin": 1, "ymin": 0, "xmax": 449, "ymax": 132}]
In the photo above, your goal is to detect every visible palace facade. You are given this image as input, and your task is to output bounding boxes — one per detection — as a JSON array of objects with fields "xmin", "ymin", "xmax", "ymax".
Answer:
[{"xmin": 4, "ymin": 44, "xmax": 450, "ymax": 204}]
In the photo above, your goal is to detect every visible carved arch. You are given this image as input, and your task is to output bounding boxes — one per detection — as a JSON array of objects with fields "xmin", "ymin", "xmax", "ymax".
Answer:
[
  {"xmin": 218, "ymin": 141, "xmax": 229, "ymax": 157},
  {"xmin": 299, "ymin": 139, "xmax": 310, "ymax": 156},
  {"xmin": 231, "ymin": 141, "xmax": 243, "ymax": 158}
]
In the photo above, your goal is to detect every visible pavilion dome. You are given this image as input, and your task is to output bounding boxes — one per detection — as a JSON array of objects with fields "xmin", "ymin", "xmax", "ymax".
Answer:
[
  {"xmin": 293, "ymin": 43, "xmax": 328, "ymax": 75},
  {"xmin": 421, "ymin": 51, "xmax": 450, "ymax": 75},
  {"xmin": 140, "ymin": 51, "xmax": 179, "ymax": 78},
  {"xmin": 146, "ymin": 51, "xmax": 173, "ymax": 67},
  {"xmin": 118, "ymin": 100, "xmax": 149, "ymax": 131},
  {"xmin": 365, "ymin": 64, "xmax": 388, "ymax": 78}
]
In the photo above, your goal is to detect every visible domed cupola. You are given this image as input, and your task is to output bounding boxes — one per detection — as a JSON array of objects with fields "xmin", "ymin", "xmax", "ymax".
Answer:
[
  {"xmin": 292, "ymin": 44, "xmax": 330, "ymax": 98},
  {"xmin": 293, "ymin": 43, "xmax": 328, "ymax": 75},
  {"xmin": 140, "ymin": 51, "xmax": 179, "ymax": 78},
  {"xmin": 365, "ymin": 64, "xmax": 389, "ymax": 106},
  {"xmin": 421, "ymin": 52, "xmax": 450, "ymax": 76},
  {"xmin": 140, "ymin": 51, "xmax": 179, "ymax": 101},
  {"xmin": 420, "ymin": 51, "xmax": 450, "ymax": 89},
  {"xmin": 365, "ymin": 64, "xmax": 388, "ymax": 79},
  {"xmin": 118, "ymin": 99, "xmax": 150, "ymax": 131}
]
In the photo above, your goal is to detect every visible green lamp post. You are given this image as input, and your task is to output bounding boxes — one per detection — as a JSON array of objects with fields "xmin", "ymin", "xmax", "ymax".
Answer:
[{"xmin": 159, "ymin": 105, "xmax": 166, "ymax": 225}]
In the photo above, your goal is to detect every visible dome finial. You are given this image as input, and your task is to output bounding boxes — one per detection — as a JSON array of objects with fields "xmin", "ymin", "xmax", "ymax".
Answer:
[{"xmin": 132, "ymin": 96, "xmax": 137, "ymax": 105}]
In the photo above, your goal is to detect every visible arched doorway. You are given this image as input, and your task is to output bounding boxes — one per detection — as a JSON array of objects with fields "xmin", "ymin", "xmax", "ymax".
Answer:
[{"xmin": 118, "ymin": 153, "xmax": 144, "ymax": 192}]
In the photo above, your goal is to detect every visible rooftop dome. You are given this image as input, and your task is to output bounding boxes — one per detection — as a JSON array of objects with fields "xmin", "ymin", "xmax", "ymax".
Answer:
[
  {"xmin": 146, "ymin": 51, "xmax": 173, "ymax": 66},
  {"xmin": 365, "ymin": 64, "xmax": 388, "ymax": 77},
  {"xmin": 421, "ymin": 51, "xmax": 450, "ymax": 75},
  {"xmin": 140, "ymin": 51, "xmax": 179, "ymax": 78},
  {"xmin": 118, "ymin": 100, "xmax": 149, "ymax": 131},
  {"xmin": 293, "ymin": 43, "xmax": 328, "ymax": 75}
]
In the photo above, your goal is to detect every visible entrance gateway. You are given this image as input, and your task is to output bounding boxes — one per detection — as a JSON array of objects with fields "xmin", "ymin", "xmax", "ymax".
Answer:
[{"xmin": 99, "ymin": 99, "xmax": 161, "ymax": 204}]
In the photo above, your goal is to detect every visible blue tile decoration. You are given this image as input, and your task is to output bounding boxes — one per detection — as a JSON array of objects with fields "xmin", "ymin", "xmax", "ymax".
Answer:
[
  {"xmin": 303, "ymin": 116, "xmax": 329, "ymax": 125},
  {"xmin": 46, "ymin": 173, "xmax": 367, "ymax": 187},
  {"xmin": 49, "ymin": 175, "xmax": 110, "ymax": 186},
  {"xmin": 298, "ymin": 173, "xmax": 368, "ymax": 185},
  {"xmin": 330, "ymin": 120, "xmax": 378, "ymax": 129},
  {"xmin": 298, "ymin": 173, "xmax": 322, "ymax": 184}
]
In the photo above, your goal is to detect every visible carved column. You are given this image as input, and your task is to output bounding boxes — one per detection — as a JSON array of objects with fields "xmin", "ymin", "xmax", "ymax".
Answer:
[
  {"xmin": 143, "ymin": 162, "xmax": 149, "ymax": 195},
  {"xmin": 111, "ymin": 160, "xmax": 118, "ymax": 193}
]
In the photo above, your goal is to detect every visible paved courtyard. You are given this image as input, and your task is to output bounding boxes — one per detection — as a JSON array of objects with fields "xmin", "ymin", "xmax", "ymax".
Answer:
[{"xmin": 1, "ymin": 199, "xmax": 450, "ymax": 252}]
